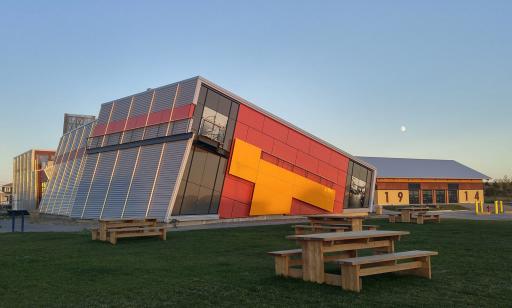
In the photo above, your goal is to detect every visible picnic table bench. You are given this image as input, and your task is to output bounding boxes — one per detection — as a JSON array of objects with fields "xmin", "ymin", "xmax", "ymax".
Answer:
[
  {"xmin": 293, "ymin": 224, "xmax": 349, "ymax": 235},
  {"xmin": 411, "ymin": 212, "xmax": 441, "ymax": 224},
  {"xmin": 337, "ymin": 250, "xmax": 438, "ymax": 292},
  {"xmin": 91, "ymin": 218, "xmax": 166, "ymax": 245}
]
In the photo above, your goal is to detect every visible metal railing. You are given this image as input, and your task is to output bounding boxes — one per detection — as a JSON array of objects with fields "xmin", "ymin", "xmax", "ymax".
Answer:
[{"xmin": 199, "ymin": 118, "xmax": 226, "ymax": 144}]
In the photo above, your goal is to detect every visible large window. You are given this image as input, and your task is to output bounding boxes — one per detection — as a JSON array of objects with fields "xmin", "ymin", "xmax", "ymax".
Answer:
[
  {"xmin": 344, "ymin": 161, "xmax": 373, "ymax": 208},
  {"xmin": 193, "ymin": 86, "xmax": 239, "ymax": 151},
  {"xmin": 436, "ymin": 190, "xmax": 446, "ymax": 204},
  {"xmin": 409, "ymin": 184, "xmax": 420, "ymax": 204},
  {"xmin": 172, "ymin": 146, "xmax": 228, "ymax": 215},
  {"xmin": 448, "ymin": 190, "xmax": 458, "ymax": 203},
  {"xmin": 422, "ymin": 190, "xmax": 433, "ymax": 204}
]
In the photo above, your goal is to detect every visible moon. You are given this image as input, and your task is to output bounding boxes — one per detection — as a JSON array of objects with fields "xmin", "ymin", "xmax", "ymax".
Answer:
[{"xmin": 400, "ymin": 125, "xmax": 407, "ymax": 132}]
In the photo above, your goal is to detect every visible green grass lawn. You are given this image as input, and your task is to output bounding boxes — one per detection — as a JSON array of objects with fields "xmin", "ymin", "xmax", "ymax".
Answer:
[{"xmin": 1, "ymin": 219, "xmax": 511, "ymax": 307}]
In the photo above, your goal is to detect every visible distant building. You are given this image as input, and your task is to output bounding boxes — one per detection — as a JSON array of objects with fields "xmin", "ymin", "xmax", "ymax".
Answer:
[
  {"xmin": 357, "ymin": 157, "xmax": 489, "ymax": 206},
  {"xmin": 1, "ymin": 183, "xmax": 12, "ymax": 206},
  {"xmin": 63, "ymin": 113, "xmax": 96, "ymax": 134},
  {"xmin": 13, "ymin": 150, "xmax": 56, "ymax": 210}
]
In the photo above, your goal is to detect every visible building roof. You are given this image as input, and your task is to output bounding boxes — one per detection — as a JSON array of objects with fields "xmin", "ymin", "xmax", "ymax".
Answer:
[{"xmin": 357, "ymin": 156, "xmax": 490, "ymax": 180}]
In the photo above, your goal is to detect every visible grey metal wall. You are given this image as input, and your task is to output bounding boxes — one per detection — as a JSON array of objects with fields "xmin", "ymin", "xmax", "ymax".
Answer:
[
  {"xmin": 39, "ymin": 122, "xmax": 94, "ymax": 216},
  {"xmin": 41, "ymin": 77, "xmax": 199, "ymax": 221},
  {"xmin": 12, "ymin": 151, "xmax": 36, "ymax": 210}
]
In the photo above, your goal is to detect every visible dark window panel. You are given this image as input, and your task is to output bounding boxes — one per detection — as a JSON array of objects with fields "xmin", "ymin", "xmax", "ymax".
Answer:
[
  {"xmin": 204, "ymin": 89, "xmax": 220, "ymax": 110},
  {"xmin": 209, "ymin": 190, "xmax": 221, "ymax": 214},
  {"xmin": 197, "ymin": 86, "xmax": 208, "ymax": 106},
  {"xmin": 180, "ymin": 182, "xmax": 200, "ymax": 215},
  {"xmin": 229, "ymin": 102, "xmax": 239, "ymax": 120},
  {"xmin": 201, "ymin": 152, "xmax": 221, "ymax": 189},
  {"xmin": 214, "ymin": 158, "xmax": 228, "ymax": 192},
  {"xmin": 422, "ymin": 190, "xmax": 433, "ymax": 204},
  {"xmin": 195, "ymin": 186, "xmax": 214, "ymax": 214},
  {"xmin": 188, "ymin": 148, "xmax": 207, "ymax": 185},
  {"xmin": 217, "ymin": 96, "xmax": 231, "ymax": 116}
]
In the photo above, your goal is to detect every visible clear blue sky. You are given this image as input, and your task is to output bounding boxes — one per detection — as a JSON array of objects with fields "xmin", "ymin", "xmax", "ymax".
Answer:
[{"xmin": 0, "ymin": 0, "xmax": 511, "ymax": 184}]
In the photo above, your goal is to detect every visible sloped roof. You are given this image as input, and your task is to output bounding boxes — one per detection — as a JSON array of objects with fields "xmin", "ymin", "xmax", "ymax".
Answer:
[{"xmin": 357, "ymin": 157, "xmax": 490, "ymax": 180}]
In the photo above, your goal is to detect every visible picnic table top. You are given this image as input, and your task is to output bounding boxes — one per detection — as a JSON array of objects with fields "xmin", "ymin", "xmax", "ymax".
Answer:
[
  {"xmin": 397, "ymin": 207, "xmax": 430, "ymax": 211},
  {"xmin": 306, "ymin": 213, "xmax": 368, "ymax": 219},
  {"xmin": 287, "ymin": 230, "xmax": 409, "ymax": 241}
]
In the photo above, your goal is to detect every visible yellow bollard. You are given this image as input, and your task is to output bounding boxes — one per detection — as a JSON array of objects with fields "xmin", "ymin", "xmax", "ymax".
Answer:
[
  {"xmin": 495, "ymin": 201, "xmax": 499, "ymax": 214},
  {"xmin": 480, "ymin": 201, "xmax": 484, "ymax": 213},
  {"xmin": 475, "ymin": 201, "xmax": 479, "ymax": 214},
  {"xmin": 500, "ymin": 201, "xmax": 504, "ymax": 214}
]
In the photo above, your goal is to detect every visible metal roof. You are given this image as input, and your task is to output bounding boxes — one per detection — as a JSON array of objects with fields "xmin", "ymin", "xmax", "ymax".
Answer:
[{"xmin": 357, "ymin": 156, "xmax": 489, "ymax": 180}]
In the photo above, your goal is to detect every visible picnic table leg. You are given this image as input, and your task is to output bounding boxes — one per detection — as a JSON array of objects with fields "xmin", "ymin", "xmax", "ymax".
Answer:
[
  {"xmin": 351, "ymin": 219, "xmax": 363, "ymax": 232},
  {"xmin": 301, "ymin": 241, "xmax": 324, "ymax": 284},
  {"xmin": 401, "ymin": 210, "xmax": 411, "ymax": 223},
  {"xmin": 100, "ymin": 223, "xmax": 107, "ymax": 241}
]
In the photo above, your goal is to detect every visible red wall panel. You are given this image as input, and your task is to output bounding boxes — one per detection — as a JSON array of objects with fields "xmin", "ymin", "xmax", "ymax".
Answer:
[{"xmin": 218, "ymin": 104, "xmax": 352, "ymax": 218}]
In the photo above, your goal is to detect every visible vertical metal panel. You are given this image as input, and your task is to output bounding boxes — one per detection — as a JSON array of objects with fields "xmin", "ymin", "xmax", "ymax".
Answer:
[
  {"xmin": 39, "ymin": 137, "xmax": 65, "ymax": 212},
  {"xmin": 70, "ymin": 153, "xmax": 100, "ymax": 218},
  {"xmin": 98, "ymin": 102, "xmax": 114, "ymax": 124},
  {"xmin": 147, "ymin": 140, "xmax": 188, "ymax": 219},
  {"xmin": 171, "ymin": 119, "xmax": 190, "ymax": 134},
  {"xmin": 110, "ymin": 97, "xmax": 131, "ymax": 122},
  {"xmin": 81, "ymin": 151, "xmax": 117, "ymax": 219},
  {"xmin": 129, "ymin": 91, "xmax": 153, "ymax": 118},
  {"xmin": 100, "ymin": 148, "xmax": 138, "ymax": 218},
  {"xmin": 45, "ymin": 134, "xmax": 72, "ymax": 213},
  {"xmin": 123, "ymin": 144, "xmax": 162, "ymax": 218},
  {"xmin": 151, "ymin": 84, "xmax": 178, "ymax": 113},
  {"xmin": 58, "ymin": 126, "xmax": 86, "ymax": 215},
  {"xmin": 51, "ymin": 128, "xmax": 80, "ymax": 214},
  {"xmin": 175, "ymin": 78, "xmax": 198, "ymax": 107}
]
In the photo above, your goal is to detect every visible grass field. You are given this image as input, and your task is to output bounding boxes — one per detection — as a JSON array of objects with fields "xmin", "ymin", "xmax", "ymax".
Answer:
[{"xmin": 1, "ymin": 219, "xmax": 511, "ymax": 307}]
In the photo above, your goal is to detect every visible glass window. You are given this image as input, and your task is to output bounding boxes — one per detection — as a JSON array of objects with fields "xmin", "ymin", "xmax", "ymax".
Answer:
[
  {"xmin": 409, "ymin": 190, "xmax": 420, "ymax": 204},
  {"xmin": 173, "ymin": 146, "xmax": 228, "ymax": 215},
  {"xmin": 344, "ymin": 161, "xmax": 371, "ymax": 209},
  {"xmin": 436, "ymin": 190, "xmax": 446, "ymax": 204},
  {"xmin": 422, "ymin": 190, "xmax": 433, "ymax": 204},
  {"xmin": 448, "ymin": 190, "xmax": 458, "ymax": 203}
]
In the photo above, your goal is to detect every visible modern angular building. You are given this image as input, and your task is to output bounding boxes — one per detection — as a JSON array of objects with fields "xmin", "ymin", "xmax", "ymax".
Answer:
[
  {"xmin": 40, "ymin": 77, "xmax": 376, "ymax": 221},
  {"xmin": 13, "ymin": 150, "xmax": 56, "ymax": 210},
  {"xmin": 358, "ymin": 157, "xmax": 489, "ymax": 206}
]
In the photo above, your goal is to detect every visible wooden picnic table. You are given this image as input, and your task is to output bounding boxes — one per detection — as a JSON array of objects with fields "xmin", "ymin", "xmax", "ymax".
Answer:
[
  {"xmin": 287, "ymin": 230, "xmax": 409, "ymax": 284},
  {"xmin": 396, "ymin": 207, "xmax": 430, "ymax": 223},
  {"xmin": 98, "ymin": 217, "xmax": 158, "ymax": 241},
  {"xmin": 307, "ymin": 213, "xmax": 368, "ymax": 231}
]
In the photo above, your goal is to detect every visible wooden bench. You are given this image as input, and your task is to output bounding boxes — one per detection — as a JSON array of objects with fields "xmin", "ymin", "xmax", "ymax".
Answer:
[
  {"xmin": 336, "ymin": 250, "xmax": 438, "ymax": 292},
  {"xmin": 268, "ymin": 248, "xmax": 356, "ymax": 278},
  {"xmin": 267, "ymin": 249, "xmax": 303, "ymax": 278},
  {"xmin": 411, "ymin": 212, "xmax": 441, "ymax": 224},
  {"xmin": 293, "ymin": 224, "xmax": 349, "ymax": 235},
  {"xmin": 108, "ymin": 226, "xmax": 166, "ymax": 245},
  {"xmin": 388, "ymin": 214, "xmax": 401, "ymax": 223}
]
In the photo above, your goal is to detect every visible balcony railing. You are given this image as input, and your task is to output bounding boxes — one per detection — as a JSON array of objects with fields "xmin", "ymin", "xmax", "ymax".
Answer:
[{"xmin": 199, "ymin": 118, "xmax": 226, "ymax": 144}]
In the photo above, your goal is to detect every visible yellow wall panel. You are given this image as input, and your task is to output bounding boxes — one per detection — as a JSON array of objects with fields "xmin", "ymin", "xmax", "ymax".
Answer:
[
  {"xmin": 376, "ymin": 190, "xmax": 409, "ymax": 205},
  {"xmin": 229, "ymin": 139, "xmax": 335, "ymax": 215},
  {"xmin": 458, "ymin": 190, "xmax": 484, "ymax": 204}
]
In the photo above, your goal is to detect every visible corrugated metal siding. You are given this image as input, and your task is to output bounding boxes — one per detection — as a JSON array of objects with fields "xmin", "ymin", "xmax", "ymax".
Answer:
[
  {"xmin": 70, "ymin": 153, "xmax": 99, "ymax": 218},
  {"xmin": 123, "ymin": 144, "xmax": 162, "ymax": 218},
  {"xmin": 151, "ymin": 84, "xmax": 177, "ymax": 113},
  {"xmin": 175, "ymin": 78, "xmax": 197, "ymax": 107},
  {"xmin": 98, "ymin": 102, "xmax": 114, "ymax": 124},
  {"xmin": 81, "ymin": 151, "xmax": 117, "ymax": 219},
  {"xmin": 101, "ymin": 147, "xmax": 138, "ymax": 219},
  {"xmin": 129, "ymin": 91, "xmax": 154, "ymax": 118},
  {"xmin": 52, "ymin": 128, "xmax": 81, "ymax": 214},
  {"xmin": 147, "ymin": 140, "xmax": 188, "ymax": 218},
  {"xmin": 110, "ymin": 98, "xmax": 131, "ymax": 122},
  {"xmin": 171, "ymin": 119, "xmax": 190, "ymax": 134}
]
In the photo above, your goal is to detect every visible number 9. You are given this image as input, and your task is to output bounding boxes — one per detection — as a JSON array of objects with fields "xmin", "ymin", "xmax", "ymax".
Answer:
[{"xmin": 398, "ymin": 192, "xmax": 403, "ymax": 202}]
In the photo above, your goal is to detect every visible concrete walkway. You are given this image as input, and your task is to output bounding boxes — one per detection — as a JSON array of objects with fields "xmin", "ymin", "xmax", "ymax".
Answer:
[{"xmin": 1, "ymin": 209, "xmax": 511, "ymax": 234}]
